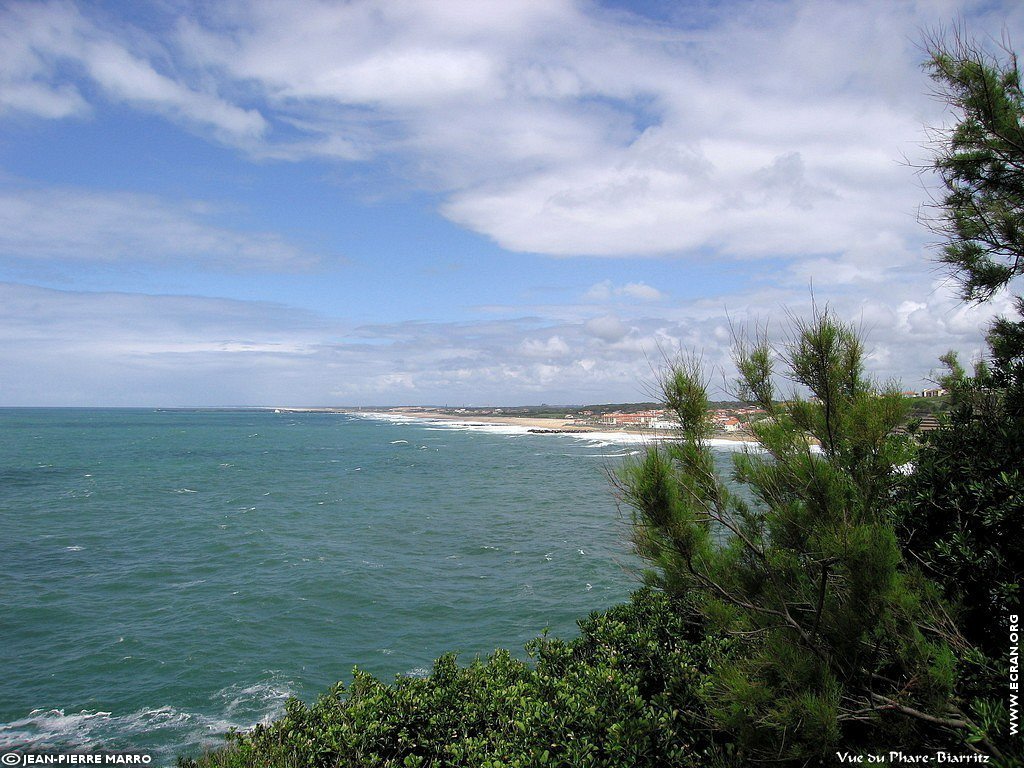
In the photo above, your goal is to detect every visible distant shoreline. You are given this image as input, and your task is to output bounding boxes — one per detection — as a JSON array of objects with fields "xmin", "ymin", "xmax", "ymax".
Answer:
[{"xmin": 323, "ymin": 407, "xmax": 760, "ymax": 444}]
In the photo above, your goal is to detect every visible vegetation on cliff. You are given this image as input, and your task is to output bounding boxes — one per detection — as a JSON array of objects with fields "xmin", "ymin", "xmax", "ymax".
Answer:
[{"xmin": 181, "ymin": 589, "xmax": 731, "ymax": 767}]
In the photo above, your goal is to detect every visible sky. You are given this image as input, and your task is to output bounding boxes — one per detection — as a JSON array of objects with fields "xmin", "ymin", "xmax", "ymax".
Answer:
[{"xmin": 1, "ymin": 0, "xmax": 1022, "ymax": 407}]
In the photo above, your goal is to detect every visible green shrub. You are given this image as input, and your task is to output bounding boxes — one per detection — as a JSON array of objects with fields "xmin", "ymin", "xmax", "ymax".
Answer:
[{"xmin": 179, "ymin": 588, "xmax": 731, "ymax": 768}]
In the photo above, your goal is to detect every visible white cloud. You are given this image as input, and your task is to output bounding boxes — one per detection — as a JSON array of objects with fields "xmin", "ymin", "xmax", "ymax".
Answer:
[
  {"xmin": 0, "ymin": 1, "xmax": 264, "ymax": 139},
  {"xmin": 0, "ymin": 277, "xmax": 1009, "ymax": 407},
  {"xmin": 584, "ymin": 314, "xmax": 629, "ymax": 343},
  {"xmin": 519, "ymin": 335, "xmax": 571, "ymax": 358},
  {"xmin": 3, "ymin": 0, "xmax": 986, "ymax": 271},
  {"xmin": 0, "ymin": 0, "xmax": 1019, "ymax": 406},
  {"xmin": 0, "ymin": 82, "xmax": 88, "ymax": 119},
  {"xmin": 584, "ymin": 280, "xmax": 663, "ymax": 302},
  {"xmin": 583, "ymin": 280, "xmax": 613, "ymax": 301},
  {"xmin": 0, "ymin": 187, "xmax": 316, "ymax": 270},
  {"xmin": 0, "ymin": 282, "xmax": 325, "ymax": 405},
  {"xmin": 0, "ymin": 2, "xmax": 91, "ymax": 119},
  {"xmin": 621, "ymin": 282, "xmax": 663, "ymax": 301},
  {"xmin": 183, "ymin": 0, "xmax": 943, "ymax": 267},
  {"xmin": 83, "ymin": 40, "xmax": 265, "ymax": 138}
]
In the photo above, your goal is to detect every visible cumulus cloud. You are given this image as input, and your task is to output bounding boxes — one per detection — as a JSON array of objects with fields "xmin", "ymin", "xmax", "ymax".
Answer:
[
  {"xmin": 3, "ymin": 0, "xmax": 996, "ymax": 266},
  {"xmin": 519, "ymin": 335, "xmax": 571, "ymax": 359},
  {"xmin": 584, "ymin": 314, "xmax": 630, "ymax": 343},
  {"xmin": 162, "ymin": 0, "xmax": 977, "ymax": 268},
  {"xmin": 584, "ymin": 280, "xmax": 664, "ymax": 302},
  {"xmin": 583, "ymin": 281, "xmax": 614, "ymax": 302},
  {"xmin": 622, "ymin": 282, "xmax": 663, "ymax": 301}
]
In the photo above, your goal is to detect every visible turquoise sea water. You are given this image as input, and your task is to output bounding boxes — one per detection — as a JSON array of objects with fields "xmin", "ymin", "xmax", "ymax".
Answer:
[{"xmin": 0, "ymin": 408, "xmax": 672, "ymax": 764}]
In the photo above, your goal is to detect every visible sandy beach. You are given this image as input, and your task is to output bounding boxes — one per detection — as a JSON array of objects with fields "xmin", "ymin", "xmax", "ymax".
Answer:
[
  {"xmin": 277, "ymin": 406, "xmax": 759, "ymax": 444},
  {"xmin": 393, "ymin": 409, "xmax": 594, "ymax": 431},
  {"xmin": 363, "ymin": 408, "xmax": 759, "ymax": 444}
]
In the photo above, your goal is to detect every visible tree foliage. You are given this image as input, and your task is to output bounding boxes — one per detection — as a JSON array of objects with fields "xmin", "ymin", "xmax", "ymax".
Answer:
[
  {"xmin": 892, "ymin": 31, "xmax": 1024, "ymax": 761},
  {"xmin": 925, "ymin": 30, "xmax": 1024, "ymax": 301},
  {"xmin": 896, "ymin": 347, "xmax": 1023, "ymax": 661},
  {"xmin": 621, "ymin": 310, "xmax": 1000, "ymax": 763}
]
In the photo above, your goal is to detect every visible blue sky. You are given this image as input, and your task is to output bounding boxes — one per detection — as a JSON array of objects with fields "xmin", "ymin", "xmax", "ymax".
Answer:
[{"xmin": 1, "ymin": 0, "xmax": 1021, "ymax": 406}]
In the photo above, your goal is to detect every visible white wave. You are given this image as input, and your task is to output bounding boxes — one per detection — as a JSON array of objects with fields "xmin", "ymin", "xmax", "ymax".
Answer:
[
  {"xmin": 389, "ymin": 440, "xmax": 409, "ymax": 445},
  {"xmin": 570, "ymin": 431, "xmax": 763, "ymax": 451},
  {"xmin": 349, "ymin": 410, "xmax": 765, "ymax": 450},
  {"xmin": 706, "ymin": 438, "xmax": 765, "ymax": 452},
  {"xmin": 568, "ymin": 431, "xmax": 764, "ymax": 450},
  {"xmin": 169, "ymin": 579, "xmax": 207, "ymax": 590},
  {"xmin": 348, "ymin": 411, "xmax": 420, "ymax": 424},
  {"xmin": 0, "ymin": 678, "xmax": 299, "ymax": 762},
  {"xmin": 393, "ymin": 418, "xmax": 537, "ymax": 437},
  {"xmin": 0, "ymin": 705, "xmax": 236, "ymax": 757},
  {"xmin": 63, "ymin": 545, "xmax": 84, "ymax": 552},
  {"xmin": 174, "ymin": 488, "xmax": 198, "ymax": 494},
  {"xmin": 215, "ymin": 679, "xmax": 294, "ymax": 719},
  {"xmin": 61, "ymin": 489, "xmax": 92, "ymax": 498},
  {"xmin": 0, "ymin": 708, "xmax": 112, "ymax": 749}
]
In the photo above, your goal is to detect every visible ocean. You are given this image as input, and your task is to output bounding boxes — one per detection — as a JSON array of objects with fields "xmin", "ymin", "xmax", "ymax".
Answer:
[{"xmin": 0, "ymin": 408, "xmax": 743, "ymax": 765}]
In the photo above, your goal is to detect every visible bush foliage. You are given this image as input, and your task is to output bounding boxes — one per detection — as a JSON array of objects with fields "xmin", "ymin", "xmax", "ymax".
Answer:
[{"xmin": 180, "ymin": 588, "xmax": 731, "ymax": 768}]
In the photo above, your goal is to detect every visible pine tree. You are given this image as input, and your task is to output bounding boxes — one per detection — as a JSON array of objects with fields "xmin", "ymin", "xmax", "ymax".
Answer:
[
  {"xmin": 882, "ymin": 34, "xmax": 1024, "ymax": 762},
  {"xmin": 621, "ymin": 310, "xmax": 1001, "ymax": 763},
  {"xmin": 925, "ymin": 29, "xmax": 1024, "ymax": 301}
]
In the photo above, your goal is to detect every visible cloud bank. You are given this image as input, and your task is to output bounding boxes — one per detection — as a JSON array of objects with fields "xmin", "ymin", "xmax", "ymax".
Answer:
[
  {"xmin": 0, "ymin": 0, "xmax": 1021, "ymax": 405},
  {"xmin": 0, "ymin": 280, "xmax": 1007, "ymax": 406}
]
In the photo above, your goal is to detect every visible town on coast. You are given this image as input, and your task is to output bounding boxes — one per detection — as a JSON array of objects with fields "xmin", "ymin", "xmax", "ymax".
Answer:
[
  {"xmin": 275, "ymin": 386, "xmax": 950, "ymax": 442},
  {"xmin": 273, "ymin": 402, "xmax": 765, "ymax": 440}
]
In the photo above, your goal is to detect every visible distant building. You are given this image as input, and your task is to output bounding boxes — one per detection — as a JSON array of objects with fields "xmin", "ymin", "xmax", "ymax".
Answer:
[{"xmin": 598, "ymin": 410, "xmax": 666, "ymax": 428}]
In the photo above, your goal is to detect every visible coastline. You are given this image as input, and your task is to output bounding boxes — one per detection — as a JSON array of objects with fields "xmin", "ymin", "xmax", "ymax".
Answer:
[
  {"xmin": 333, "ymin": 407, "xmax": 760, "ymax": 447},
  {"xmin": 389, "ymin": 409, "xmax": 598, "ymax": 431}
]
